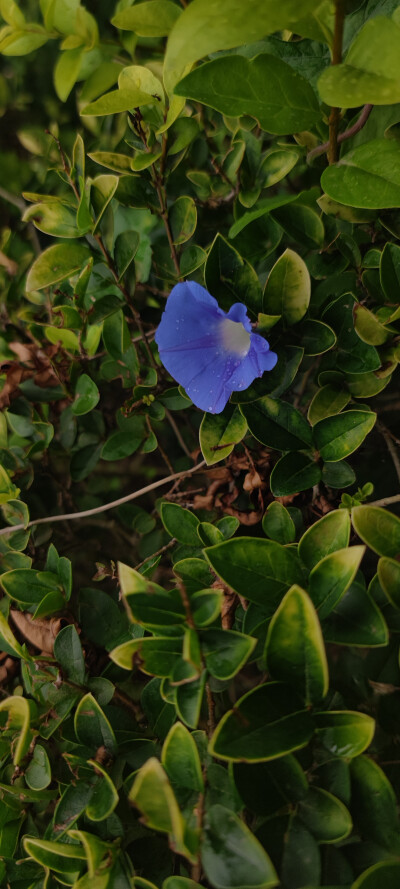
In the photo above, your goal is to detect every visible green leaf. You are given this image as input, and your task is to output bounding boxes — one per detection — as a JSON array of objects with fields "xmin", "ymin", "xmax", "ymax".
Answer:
[
  {"xmin": 380, "ymin": 242, "xmax": 400, "ymax": 301},
  {"xmin": 114, "ymin": 230, "xmax": 139, "ymax": 280},
  {"xmin": 169, "ymin": 196, "xmax": 197, "ymax": 245},
  {"xmin": 294, "ymin": 319, "xmax": 336, "ymax": 357},
  {"xmin": 26, "ymin": 243, "xmax": 89, "ymax": 291},
  {"xmin": 315, "ymin": 711, "xmax": 375, "ymax": 758},
  {"xmin": 298, "ymin": 787, "xmax": 352, "ymax": 843},
  {"xmin": 191, "ymin": 589, "xmax": 223, "ymax": 627},
  {"xmin": 322, "ymin": 292, "xmax": 381, "ymax": 374},
  {"xmin": 22, "ymin": 200, "xmax": 84, "ymax": 238},
  {"xmin": 322, "ymin": 579, "xmax": 388, "ymax": 647},
  {"xmin": 25, "ymin": 744, "xmax": 51, "ymax": 791},
  {"xmin": 81, "ymin": 65, "xmax": 163, "ymax": 115},
  {"xmin": 232, "ymin": 346, "xmax": 303, "ymax": 404},
  {"xmin": 85, "ymin": 761, "xmax": 119, "ymax": 822},
  {"xmin": 200, "ymin": 628, "xmax": 256, "ymax": 679},
  {"xmin": 164, "ymin": 0, "xmax": 319, "ymax": 92},
  {"xmin": 270, "ymin": 452, "xmax": 321, "ymax": 497},
  {"xmin": 200, "ymin": 404, "xmax": 247, "ymax": 465},
  {"xmin": 350, "ymin": 755, "xmax": 400, "ymax": 850},
  {"xmin": 53, "ymin": 624, "xmax": 85, "ymax": 685},
  {"xmin": 321, "ymin": 139, "xmax": 400, "ymax": 209},
  {"xmin": 1, "ymin": 497, "xmax": 29, "ymax": 528},
  {"xmin": 263, "ymin": 248, "xmax": 310, "ymax": 325},
  {"xmin": 0, "ymin": 611, "xmax": 26, "ymax": 659},
  {"xmin": 240, "ymin": 396, "xmax": 312, "ymax": 451},
  {"xmin": 309, "ymin": 545, "xmax": 365, "ymax": 620},
  {"xmin": 79, "ymin": 587, "xmax": 127, "ymax": 649},
  {"xmin": 71, "ymin": 374, "xmax": 100, "ymax": 416},
  {"xmin": 110, "ymin": 636, "xmax": 182, "ymax": 676},
  {"xmin": 180, "ymin": 244, "xmax": 207, "ymax": 276},
  {"xmin": 352, "ymin": 862, "xmax": 400, "ymax": 889},
  {"xmin": 202, "ymin": 804, "xmax": 278, "ymax": 889},
  {"xmin": 352, "ymin": 505, "xmax": 400, "ymax": 558},
  {"xmin": 54, "ymin": 46, "xmax": 85, "ymax": 102},
  {"xmin": 101, "ymin": 424, "xmax": 144, "ymax": 461},
  {"xmin": 22, "ymin": 837, "xmax": 85, "ymax": 875},
  {"xmin": 209, "ymin": 681, "xmax": 314, "ymax": 762},
  {"xmin": 205, "ymin": 233, "xmax": 262, "ymax": 314},
  {"xmin": 271, "ymin": 204, "xmax": 324, "ymax": 250},
  {"xmin": 262, "ymin": 502, "xmax": 296, "ymax": 544},
  {"xmin": 265, "ymin": 585, "xmax": 329, "ymax": 705},
  {"xmin": 161, "ymin": 502, "xmax": 200, "ymax": 546},
  {"xmin": 112, "ymin": 0, "xmax": 181, "ymax": 36},
  {"xmin": 318, "ymin": 16, "xmax": 400, "ymax": 107},
  {"xmin": 88, "ymin": 150, "xmax": 134, "ymax": 174},
  {"xmin": 119, "ymin": 562, "xmax": 186, "ymax": 629},
  {"xmin": 378, "ymin": 556, "xmax": 400, "ymax": 607},
  {"xmin": 175, "ymin": 670, "xmax": 206, "ymax": 729},
  {"xmin": 259, "ymin": 148, "xmax": 300, "ymax": 188},
  {"xmin": 74, "ymin": 693, "xmax": 117, "ymax": 754},
  {"xmin": 298, "ymin": 509, "xmax": 350, "ymax": 571},
  {"xmin": 91, "ymin": 174, "xmax": 118, "ymax": 232},
  {"xmin": 229, "ymin": 192, "xmax": 300, "ymax": 238},
  {"xmin": 205, "ymin": 537, "xmax": 305, "ymax": 612},
  {"xmin": 0, "ymin": 27, "xmax": 49, "ymax": 56},
  {"xmin": 353, "ymin": 303, "xmax": 390, "ymax": 346},
  {"xmin": 308, "ymin": 385, "xmax": 350, "ymax": 425},
  {"xmin": 1, "ymin": 569, "xmax": 61, "ymax": 606},
  {"xmin": 321, "ymin": 459, "xmax": 356, "ymax": 489},
  {"xmin": 102, "ymin": 310, "xmax": 131, "ymax": 359},
  {"xmin": 0, "ymin": 695, "xmax": 34, "ymax": 764},
  {"xmin": 233, "ymin": 756, "xmax": 308, "ymax": 816},
  {"xmin": 313, "ymin": 410, "xmax": 376, "ymax": 461},
  {"xmin": 129, "ymin": 758, "xmax": 195, "ymax": 862},
  {"xmin": 0, "ymin": 0, "xmax": 25, "ymax": 27},
  {"xmin": 175, "ymin": 54, "xmax": 320, "ymax": 134},
  {"xmin": 161, "ymin": 722, "xmax": 204, "ymax": 792}
]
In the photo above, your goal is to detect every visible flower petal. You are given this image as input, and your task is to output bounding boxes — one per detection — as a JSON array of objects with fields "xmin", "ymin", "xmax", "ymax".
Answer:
[{"xmin": 155, "ymin": 281, "xmax": 278, "ymax": 413}]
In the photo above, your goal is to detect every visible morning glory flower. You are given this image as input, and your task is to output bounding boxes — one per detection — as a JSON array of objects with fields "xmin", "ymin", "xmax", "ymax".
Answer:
[{"xmin": 155, "ymin": 281, "xmax": 278, "ymax": 414}]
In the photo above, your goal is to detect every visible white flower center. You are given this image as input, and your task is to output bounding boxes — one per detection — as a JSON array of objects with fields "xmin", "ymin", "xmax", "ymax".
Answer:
[{"xmin": 221, "ymin": 318, "xmax": 250, "ymax": 357}]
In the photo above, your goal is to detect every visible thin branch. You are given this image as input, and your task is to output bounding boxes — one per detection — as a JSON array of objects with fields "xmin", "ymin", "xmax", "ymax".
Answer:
[
  {"xmin": 205, "ymin": 681, "xmax": 216, "ymax": 737},
  {"xmin": 0, "ymin": 250, "xmax": 18, "ymax": 276},
  {"xmin": 367, "ymin": 493, "xmax": 400, "ymax": 509},
  {"xmin": 0, "ymin": 186, "xmax": 26, "ymax": 212},
  {"xmin": 134, "ymin": 537, "xmax": 177, "ymax": 571},
  {"xmin": 164, "ymin": 408, "xmax": 193, "ymax": 460},
  {"xmin": 93, "ymin": 232, "xmax": 157, "ymax": 370},
  {"xmin": 0, "ymin": 186, "xmax": 41, "ymax": 255},
  {"xmin": 378, "ymin": 422, "xmax": 400, "ymax": 485},
  {"xmin": 328, "ymin": 0, "xmax": 346, "ymax": 165},
  {"xmin": 153, "ymin": 176, "xmax": 181, "ymax": 277},
  {"xmin": 0, "ymin": 460, "xmax": 207, "ymax": 538},
  {"xmin": 307, "ymin": 103, "xmax": 373, "ymax": 162}
]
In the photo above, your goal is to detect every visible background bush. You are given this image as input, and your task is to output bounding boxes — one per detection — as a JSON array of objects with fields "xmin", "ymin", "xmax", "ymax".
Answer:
[{"xmin": 1, "ymin": 1, "xmax": 400, "ymax": 887}]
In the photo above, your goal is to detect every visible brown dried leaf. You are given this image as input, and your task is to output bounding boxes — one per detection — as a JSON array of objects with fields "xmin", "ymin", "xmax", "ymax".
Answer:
[
  {"xmin": 10, "ymin": 611, "xmax": 66, "ymax": 654},
  {"xmin": 243, "ymin": 469, "xmax": 263, "ymax": 492}
]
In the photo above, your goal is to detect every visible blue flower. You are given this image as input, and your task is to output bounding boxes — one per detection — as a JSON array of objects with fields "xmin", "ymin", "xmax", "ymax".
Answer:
[{"xmin": 155, "ymin": 281, "xmax": 278, "ymax": 414}]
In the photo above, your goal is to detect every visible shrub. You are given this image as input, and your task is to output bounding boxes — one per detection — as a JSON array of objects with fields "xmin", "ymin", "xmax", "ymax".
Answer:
[{"xmin": 1, "ymin": 1, "xmax": 400, "ymax": 887}]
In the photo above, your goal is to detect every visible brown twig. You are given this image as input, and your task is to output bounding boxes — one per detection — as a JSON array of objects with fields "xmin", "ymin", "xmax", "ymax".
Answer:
[
  {"xmin": 0, "ymin": 460, "xmax": 207, "ymax": 537},
  {"xmin": 378, "ymin": 422, "xmax": 400, "ymax": 485},
  {"xmin": 327, "ymin": 0, "xmax": 346, "ymax": 165},
  {"xmin": 164, "ymin": 408, "xmax": 193, "ymax": 460},
  {"xmin": 134, "ymin": 538, "xmax": 177, "ymax": 571},
  {"xmin": 205, "ymin": 681, "xmax": 216, "ymax": 737},
  {"xmin": 307, "ymin": 103, "xmax": 373, "ymax": 163}
]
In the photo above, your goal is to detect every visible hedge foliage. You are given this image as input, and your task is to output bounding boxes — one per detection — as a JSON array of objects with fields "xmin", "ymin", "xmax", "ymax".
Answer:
[{"xmin": 1, "ymin": 1, "xmax": 400, "ymax": 887}]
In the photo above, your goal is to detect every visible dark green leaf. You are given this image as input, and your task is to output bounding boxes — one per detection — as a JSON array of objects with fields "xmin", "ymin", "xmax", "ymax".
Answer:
[{"xmin": 175, "ymin": 54, "xmax": 320, "ymax": 134}]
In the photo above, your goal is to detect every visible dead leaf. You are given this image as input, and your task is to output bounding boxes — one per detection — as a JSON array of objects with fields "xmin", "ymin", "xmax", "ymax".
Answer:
[
  {"xmin": 243, "ymin": 469, "xmax": 263, "ymax": 492},
  {"xmin": 10, "ymin": 611, "xmax": 68, "ymax": 654}
]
